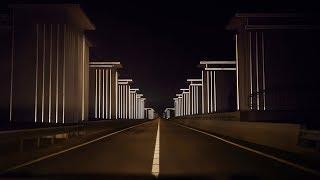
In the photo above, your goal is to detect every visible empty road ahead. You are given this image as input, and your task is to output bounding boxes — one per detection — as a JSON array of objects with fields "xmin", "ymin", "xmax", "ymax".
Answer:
[{"xmin": 4, "ymin": 119, "xmax": 318, "ymax": 179}]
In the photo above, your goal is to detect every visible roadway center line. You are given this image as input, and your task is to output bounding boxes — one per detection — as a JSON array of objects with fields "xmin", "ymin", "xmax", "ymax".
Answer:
[
  {"xmin": 1, "ymin": 120, "xmax": 153, "ymax": 174},
  {"xmin": 151, "ymin": 119, "xmax": 160, "ymax": 177},
  {"xmin": 174, "ymin": 122, "xmax": 320, "ymax": 177}
]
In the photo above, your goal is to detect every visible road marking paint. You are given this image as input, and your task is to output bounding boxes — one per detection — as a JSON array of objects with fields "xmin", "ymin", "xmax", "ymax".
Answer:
[
  {"xmin": 1, "ymin": 121, "xmax": 153, "ymax": 174},
  {"xmin": 175, "ymin": 122, "xmax": 320, "ymax": 177},
  {"xmin": 151, "ymin": 119, "xmax": 160, "ymax": 177}
]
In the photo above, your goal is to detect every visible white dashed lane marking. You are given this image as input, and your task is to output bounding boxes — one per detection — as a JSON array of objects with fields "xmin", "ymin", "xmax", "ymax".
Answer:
[{"xmin": 151, "ymin": 120, "xmax": 160, "ymax": 177}]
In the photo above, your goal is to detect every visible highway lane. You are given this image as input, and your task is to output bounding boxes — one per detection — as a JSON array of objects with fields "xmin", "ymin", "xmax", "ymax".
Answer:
[
  {"xmin": 6, "ymin": 120, "xmax": 158, "ymax": 178},
  {"xmin": 160, "ymin": 120, "xmax": 317, "ymax": 179},
  {"xmin": 3, "ymin": 118, "xmax": 319, "ymax": 179}
]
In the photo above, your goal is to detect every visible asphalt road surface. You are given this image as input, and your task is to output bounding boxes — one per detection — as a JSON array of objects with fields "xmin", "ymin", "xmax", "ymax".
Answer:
[{"xmin": 4, "ymin": 119, "xmax": 318, "ymax": 179}]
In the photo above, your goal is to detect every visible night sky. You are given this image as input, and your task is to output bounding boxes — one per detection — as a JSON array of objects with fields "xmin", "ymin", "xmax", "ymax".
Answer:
[{"xmin": 2, "ymin": 0, "xmax": 319, "ymax": 113}]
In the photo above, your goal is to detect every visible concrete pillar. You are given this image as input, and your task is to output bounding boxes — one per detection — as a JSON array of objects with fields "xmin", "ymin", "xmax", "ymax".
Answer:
[{"xmin": 89, "ymin": 62, "xmax": 122, "ymax": 120}]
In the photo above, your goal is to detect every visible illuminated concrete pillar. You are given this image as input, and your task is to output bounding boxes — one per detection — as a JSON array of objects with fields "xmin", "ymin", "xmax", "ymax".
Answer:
[
  {"xmin": 180, "ymin": 89, "xmax": 189, "ymax": 116},
  {"xmin": 118, "ymin": 79, "xmax": 133, "ymax": 119},
  {"xmin": 145, "ymin": 108, "xmax": 154, "ymax": 119},
  {"xmin": 0, "ymin": 5, "xmax": 95, "ymax": 124},
  {"xmin": 141, "ymin": 98, "xmax": 145, "ymax": 119},
  {"xmin": 173, "ymin": 98, "xmax": 178, "ymax": 117},
  {"xmin": 164, "ymin": 108, "xmax": 174, "ymax": 119},
  {"xmin": 129, "ymin": 88, "xmax": 139, "ymax": 119},
  {"xmin": 136, "ymin": 94, "xmax": 143, "ymax": 119},
  {"xmin": 175, "ymin": 94, "xmax": 182, "ymax": 117},
  {"xmin": 136, "ymin": 95, "xmax": 140, "ymax": 119},
  {"xmin": 89, "ymin": 62, "xmax": 122, "ymax": 120},
  {"xmin": 187, "ymin": 79, "xmax": 202, "ymax": 115},
  {"xmin": 199, "ymin": 61, "xmax": 237, "ymax": 113}
]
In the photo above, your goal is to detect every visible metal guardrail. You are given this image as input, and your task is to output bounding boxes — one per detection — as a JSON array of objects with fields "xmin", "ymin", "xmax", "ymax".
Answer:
[
  {"xmin": 0, "ymin": 120, "xmax": 147, "ymax": 154},
  {"xmin": 0, "ymin": 122, "xmax": 88, "ymax": 153}
]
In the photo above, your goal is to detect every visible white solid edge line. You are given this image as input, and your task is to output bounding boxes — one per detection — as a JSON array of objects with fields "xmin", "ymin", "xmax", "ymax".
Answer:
[
  {"xmin": 2, "ymin": 121, "xmax": 153, "ymax": 174},
  {"xmin": 174, "ymin": 122, "xmax": 320, "ymax": 177}
]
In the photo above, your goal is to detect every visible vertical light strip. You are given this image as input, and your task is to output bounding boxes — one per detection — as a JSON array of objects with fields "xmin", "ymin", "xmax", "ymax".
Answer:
[
  {"xmin": 105, "ymin": 70, "xmax": 108, "ymax": 119},
  {"xmin": 182, "ymin": 94, "xmax": 186, "ymax": 115},
  {"xmin": 129, "ymin": 92, "xmax": 131, "ymax": 119},
  {"xmin": 197, "ymin": 86, "xmax": 199, "ymax": 114},
  {"xmin": 213, "ymin": 71, "xmax": 217, "ymax": 112},
  {"xmin": 177, "ymin": 99, "xmax": 179, "ymax": 116},
  {"xmin": 62, "ymin": 24, "xmax": 66, "ymax": 124},
  {"xmin": 125, "ymin": 86, "xmax": 128, "ymax": 119},
  {"xmin": 81, "ymin": 34, "xmax": 85, "ymax": 120},
  {"xmin": 195, "ymin": 86, "xmax": 198, "ymax": 114},
  {"xmin": 118, "ymin": 85, "xmax": 120, "ymax": 118},
  {"xmin": 48, "ymin": 24, "xmax": 52, "ymax": 123},
  {"xmin": 210, "ymin": 71, "xmax": 213, "ymax": 113},
  {"xmin": 102, "ymin": 69, "xmax": 105, "ymax": 119},
  {"xmin": 120, "ymin": 85, "xmax": 122, "ymax": 118},
  {"xmin": 9, "ymin": 10, "xmax": 15, "ymax": 122},
  {"xmin": 186, "ymin": 93, "xmax": 188, "ymax": 115},
  {"xmin": 192, "ymin": 86, "xmax": 195, "ymax": 115},
  {"xmin": 115, "ymin": 71, "xmax": 118, "ymax": 119},
  {"xmin": 235, "ymin": 34, "xmax": 240, "ymax": 111},
  {"xmin": 134, "ymin": 94, "xmax": 137, "ymax": 119},
  {"xmin": 139, "ymin": 98, "xmax": 141, "ymax": 119},
  {"xmin": 135, "ymin": 96, "xmax": 138, "ymax": 119},
  {"xmin": 139, "ymin": 97, "xmax": 141, "ymax": 118},
  {"xmin": 119, "ymin": 85, "xmax": 123, "ymax": 119},
  {"xmin": 190, "ymin": 86, "xmax": 193, "ymax": 115},
  {"xmin": 185, "ymin": 94, "xmax": 187, "ymax": 115},
  {"xmin": 262, "ymin": 32, "xmax": 266, "ymax": 110},
  {"xmin": 126, "ymin": 86, "xmax": 128, "ymax": 119},
  {"xmin": 192, "ymin": 86, "xmax": 195, "ymax": 114},
  {"xmin": 132, "ymin": 92, "xmax": 135, "ymax": 118},
  {"xmin": 130, "ymin": 91, "xmax": 132, "ymax": 119},
  {"xmin": 255, "ymin": 32, "xmax": 260, "ymax": 110},
  {"xmin": 249, "ymin": 32, "xmax": 253, "ymax": 110},
  {"xmin": 201, "ymin": 71, "xmax": 204, "ymax": 114},
  {"xmin": 98, "ymin": 69, "xmax": 101, "ymax": 118},
  {"xmin": 180, "ymin": 98, "xmax": 182, "ymax": 116},
  {"xmin": 95, "ymin": 69, "xmax": 97, "ymax": 118},
  {"xmin": 120, "ymin": 86, "xmax": 122, "ymax": 119},
  {"xmin": 123, "ymin": 86, "xmax": 126, "ymax": 119},
  {"xmin": 184, "ymin": 93, "xmax": 188, "ymax": 115},
  {"xmin": 55, "ymin": 24, "xmax": 59, "ymax": 123},
  {"xmin": 123, "ymin": 86, "xmax": 125, "ymax": 118},
  {"xmin": 133, "ymin": 92, "xmax": 135, "ymax": 118},
  {"xmin": 135, "ymin": 94, "xmax": 139, "ymax": 119},
  {"xmin": 109, "ymin": 70, "xmax": 111, "ymax": 119},
  {"xmin": 187, "ymin": 93, "xmax": 189, "ymax": 115},
  {"xmin": 34, "ymin": 24, "xmax": 39, "ymax": 123},
  {"xmin": 41, "ymin": 24, "xmax": 46, "ymax": 123},
  {"xmin": 182, "ymin": 94, "xmax": 185, "ymax": 116},
  {"xmin": 194, "ymin": 87, "xmax": 196, "ymax": 114},
  {"xmin": 119, "ymin": 85, "xmax": 122, "ymax": 118},
  {"xmin": 206, "ymin": 71, "xmax": 209, "ymax": 113},
  {"xmin": 151, "ymin": 119, "xmax": 160, "ymax": 177},
  {"xmin": 138, "ymin": 99, "xmax": 140, "ymax": 119},
  {"xmin": 181, "ymin": 95, "xmax": 184, "ymax": 116},
  {"xmin": 129, "ymin": 90, "xmax": 131, "ymax": 119}
]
